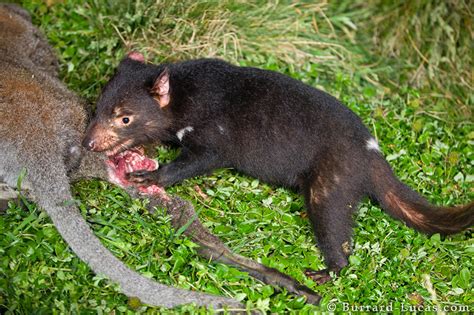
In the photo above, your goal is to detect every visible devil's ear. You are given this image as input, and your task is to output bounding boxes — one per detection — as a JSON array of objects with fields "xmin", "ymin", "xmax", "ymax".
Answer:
[
  {"xmin": 151, "ymin": 68, "xmax": 170, "ymax": 108},
  {"xmin": 127, "ymin": 51, "xmax": 145, "ymax": 62}
]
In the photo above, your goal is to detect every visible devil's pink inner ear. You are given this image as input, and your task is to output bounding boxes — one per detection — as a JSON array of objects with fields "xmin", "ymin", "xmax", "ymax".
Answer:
[
  {"xmin": 127, "ymin": 51, "xmax": 145, "ymax": 62},
  {"xmin": 152, "ymin": 68, "xmax": 171, "ymax": 107}
]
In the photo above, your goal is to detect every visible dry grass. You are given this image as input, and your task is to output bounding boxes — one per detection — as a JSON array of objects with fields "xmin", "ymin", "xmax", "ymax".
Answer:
[
  {"xmin": 112, "ymin": 1, "xmax": 354, "ymax": 71},
  {"xmin": 344, "ymin": 0, "xmax": 473, "ymax": 118}
]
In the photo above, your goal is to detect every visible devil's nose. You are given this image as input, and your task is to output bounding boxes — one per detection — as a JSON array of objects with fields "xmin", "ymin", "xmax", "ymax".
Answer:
[{"xmin": 82, "ymin": 138, "xmax": 97, "ymax": 151}]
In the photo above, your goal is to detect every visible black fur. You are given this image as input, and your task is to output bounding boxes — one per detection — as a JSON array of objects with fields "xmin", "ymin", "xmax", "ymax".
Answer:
[{"xmin": 84, "ymin": 57, "xmax": 473, "ymax": 281}]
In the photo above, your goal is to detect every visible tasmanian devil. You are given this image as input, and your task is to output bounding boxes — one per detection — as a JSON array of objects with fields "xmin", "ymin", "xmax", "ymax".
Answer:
[{"xmin": 83, "ymin": 52, "xmax": 473, "ymax": 287}]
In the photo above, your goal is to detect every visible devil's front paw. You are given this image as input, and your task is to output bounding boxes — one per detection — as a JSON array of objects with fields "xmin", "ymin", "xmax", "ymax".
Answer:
[{"xmin": 126, "ymin": 169, "xmax": 160, "ymax": 186}]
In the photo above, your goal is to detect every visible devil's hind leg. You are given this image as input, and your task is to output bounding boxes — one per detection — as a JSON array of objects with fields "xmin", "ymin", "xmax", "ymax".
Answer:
[{"xmin": 303, "ymin": 166, "xmax": 365, "ymax": 284}]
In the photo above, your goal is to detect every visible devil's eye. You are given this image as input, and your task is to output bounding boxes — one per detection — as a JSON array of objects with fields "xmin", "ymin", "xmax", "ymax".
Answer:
[{"xmin": 122, "ymin": 117, "xmax": 130, "ymax": 124}]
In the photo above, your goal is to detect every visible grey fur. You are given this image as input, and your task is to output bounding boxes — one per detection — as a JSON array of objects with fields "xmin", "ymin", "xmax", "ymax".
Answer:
[{"xmin": 0, "ymin": 4, "xmax": 240, "ymax": 309}]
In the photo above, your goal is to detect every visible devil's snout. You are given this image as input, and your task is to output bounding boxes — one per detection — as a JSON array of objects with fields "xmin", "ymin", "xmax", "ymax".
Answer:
[
  {"xmin": 82, "ymin": 121, "xmax": 119, "ymax": 152},
  {"xmin": 82, "ymin": 122, "xmax": 99, "ymax": 151}
]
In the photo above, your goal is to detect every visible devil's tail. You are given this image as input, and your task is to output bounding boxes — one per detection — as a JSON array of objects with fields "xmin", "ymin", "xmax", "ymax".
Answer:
[{"xmin": 369, "ymin": 154, "xmax": 473, "ymax": 235}]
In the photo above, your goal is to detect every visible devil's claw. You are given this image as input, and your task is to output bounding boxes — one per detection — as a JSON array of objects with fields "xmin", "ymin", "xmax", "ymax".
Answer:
[{"xmin": 304, "ymin": 268, "xmax": 333, "ymax": 285}]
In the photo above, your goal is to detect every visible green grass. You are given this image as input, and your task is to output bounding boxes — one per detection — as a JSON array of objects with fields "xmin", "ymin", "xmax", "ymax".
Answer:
[{"xmin": 1, "ymin": 0, "xmax": 473, "ymax": 313}]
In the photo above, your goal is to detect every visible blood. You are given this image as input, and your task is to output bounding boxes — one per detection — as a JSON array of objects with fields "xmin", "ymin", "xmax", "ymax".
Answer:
[{"xmin": 106, "ymin": 147, "xmax": 169, "ymax": 199}]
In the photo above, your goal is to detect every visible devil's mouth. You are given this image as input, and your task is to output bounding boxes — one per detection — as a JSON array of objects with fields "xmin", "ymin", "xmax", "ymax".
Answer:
[
  {"xmin": 104, "ymin": 139, "xmax": 136, "ymax": 157},
  {"xmin": 105, "ymin": 146, "xmax": 168, "ymax": 198}
]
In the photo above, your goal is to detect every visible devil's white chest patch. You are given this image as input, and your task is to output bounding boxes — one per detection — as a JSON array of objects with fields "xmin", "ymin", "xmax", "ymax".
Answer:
[
  {"xmin": 217, "ymin": 124, "xmax": 225, "ymax": 135},
  {"xmin": 176, "ymin": 126, "xmax": 194, "ymax": 141}
]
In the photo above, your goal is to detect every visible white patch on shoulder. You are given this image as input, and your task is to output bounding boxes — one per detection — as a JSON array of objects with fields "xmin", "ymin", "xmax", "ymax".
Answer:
[
  {"xmin": 176, "ymin": 126, "xmax": 194, "ymax": 141},
  {"xmin": 217, "ymin": 124, "xmax": 225, "ymax": 134},
  {"xmin": 366, "ymin": 138, "xmax": 381, "ymax": 152}
]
